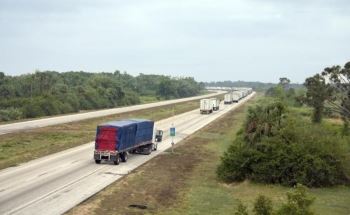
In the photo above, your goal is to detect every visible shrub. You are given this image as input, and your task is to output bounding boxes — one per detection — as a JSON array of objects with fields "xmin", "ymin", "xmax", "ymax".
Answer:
[
  {"xmin": 276, "ymin": 184, "xmax": 315, "ymax": 215},
  {"xmin": 22, "ymin": 100, "xmax": 45, "ymax": 118},
  {"xmin": 253, "ymin": 195, "xmax": 273, "ymax": 215},
  {"xmin": 235, "ymin": 201, "xmax": 249, "ymax": 215},
  {"xmin": 217, "ymin": 100, "xmax": 349, "ymax": 187},
  {"xmin": 0, "ymin": 108, "xmax": 23, "ymax": 121},
  {"xmin": 235, "ymin": 184, "xmax": 315, "ymax": 215}
]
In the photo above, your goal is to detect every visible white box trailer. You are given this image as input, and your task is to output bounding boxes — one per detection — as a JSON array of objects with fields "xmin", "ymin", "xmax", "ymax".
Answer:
[
  {"xmin": 232, "ymin": 93, "xmax": 240, "ymax": 102},
  {"xmin": 224, "ymin": 94, "xmax": 233, "ymax": 104},
  {"xmin": 210, "ymin": 98, "xmax": 220, "ymax": 111},
  {"xmin": 200, "ymin": 99, "xmax": 212, "ymax": 114},
  {"xmin": 232, "ymin": 91, "xmax": 243, "ymax": 101}
]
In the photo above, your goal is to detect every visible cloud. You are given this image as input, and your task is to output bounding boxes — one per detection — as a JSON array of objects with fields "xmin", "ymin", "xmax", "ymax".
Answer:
[{"xmin": 0, "ymin": 0, "xmax": 349, "ymax": 82}]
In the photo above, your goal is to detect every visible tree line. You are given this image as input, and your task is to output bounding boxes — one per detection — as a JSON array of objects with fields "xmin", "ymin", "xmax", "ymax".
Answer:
[
  {"xmin": 0, "ymin": 71, "xmax": 204, "ymax": 121},
  {"xmin": 205, "ymin": 80, "xmax": 303, "ymax": 92}
]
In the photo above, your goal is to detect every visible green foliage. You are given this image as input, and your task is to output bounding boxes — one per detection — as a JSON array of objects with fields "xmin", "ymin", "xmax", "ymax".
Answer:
[
  {"xmin": 0, "ymin": 71, "xmax": 203, "ymax": 121},
  {"xmin": 320, "ymin": 62, "xmax": 350, "ymax": 132},
  {"xmin": 235, "ymin": 201, "xmax": 249, "ymax": 215},
  {"xmin": 265, "ymin": 77, "xmax": 304, "ymax": 107},
  {"xmin": 253, "ymin": 195, "xmax": 273, "ymax": 215},
  {"xmin": 304, "ymin": 74, "xmax": 331, "ymax": 123},
  {"xmin": 277, "ymin": 184, "xmax": 315, "ymax": 215},
  {"xmin": 0, "ymin": 108, "xmax": 22, "ymax": 121},
  {"xmin": 235, "ymin": 185, "xmax": 315, "ymax": 215},
  {"xmin": 244, "ymin": 100, "xmax": 285, "ymax": 144},
  {"xmin": 217, "ymin": 99, "xmax": 349, "ymax": 187}
]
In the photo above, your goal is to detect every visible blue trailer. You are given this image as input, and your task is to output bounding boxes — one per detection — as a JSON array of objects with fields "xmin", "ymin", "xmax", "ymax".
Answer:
[{"xmin": 94, "ymin": 119, "xmax": 158, "ymax": 165}]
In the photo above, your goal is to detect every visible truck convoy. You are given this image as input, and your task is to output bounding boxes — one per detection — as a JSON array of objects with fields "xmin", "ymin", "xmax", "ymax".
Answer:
[
  {"xmin": 224, "ymin": 88, "xmax": 253, "ymax": 105},
  {"xmin": 94, "ymin": 119, "xmax": 163, "ymax": 165}
]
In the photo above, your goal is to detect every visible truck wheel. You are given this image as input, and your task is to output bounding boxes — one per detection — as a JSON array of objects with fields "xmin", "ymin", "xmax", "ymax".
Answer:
[
  {"xmin": 120, "ymin": 152, "xmax": 128, "ymax": 162},
  {"xmin": 95, "ymin": 159, "xmax": 101, "ymax": 164},
  {"xmin": 145, "ymin": 145, "xmax": 152, "ymax": 155},
  {"xmin": 113, "ymin": 155, "xmax": 120, "ymax": 165}
]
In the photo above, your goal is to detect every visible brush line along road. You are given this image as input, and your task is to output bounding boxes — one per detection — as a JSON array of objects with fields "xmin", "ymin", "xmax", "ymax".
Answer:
[
  {"xmin": 0, "ymin": 91, "xmax": 225, "ymax": 136},
  {"xmin": 0, "ymin": 92, "xmax": 255, "ymax": 215}
]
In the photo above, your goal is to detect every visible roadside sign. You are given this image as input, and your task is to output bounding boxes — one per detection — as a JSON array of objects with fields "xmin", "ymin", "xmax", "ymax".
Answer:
[{"xmin": 170, "ymin": 127, "xmax": 176, "ymax": 137}]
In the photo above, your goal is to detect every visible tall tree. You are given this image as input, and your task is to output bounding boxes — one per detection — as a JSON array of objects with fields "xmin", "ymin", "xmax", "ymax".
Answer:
[
  {"xmin": 321, "ymin": 62, "xmax": 350, "ymax": 132},
  {"xmin": 304, "ymin": 74, "xmax": 331, "ymax": 123},
  {"xmin": 279, "ymin": 77, "xmax": 291, "ymax": 90}
]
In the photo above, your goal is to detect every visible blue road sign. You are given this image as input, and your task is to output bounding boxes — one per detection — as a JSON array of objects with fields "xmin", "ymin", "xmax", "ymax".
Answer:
[{"xmin": 170, "ymin": 127, "xmax": 176, "ymax": 137}]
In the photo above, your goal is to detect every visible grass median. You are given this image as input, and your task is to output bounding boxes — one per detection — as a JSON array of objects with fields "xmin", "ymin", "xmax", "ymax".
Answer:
[
  {"xmin": 0, "ymin": 100, "xmax": 203, "ymax": 170},
  {"xmin": 67, "ymin": 95, "xmax": 350, "ymax": 215}
]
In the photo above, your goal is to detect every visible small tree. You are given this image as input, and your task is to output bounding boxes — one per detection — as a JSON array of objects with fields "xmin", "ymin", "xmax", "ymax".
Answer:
[
  {"xmin": 235, "ymin": 201, "xmax": 249, "ymax": 215},
  {"xmin": 277, "ymin": 184, "xmax": 315, "ymax": 215},
  {"xmin": 244, "ymin": 101, "xmax": 286, "ymax": 144},
  {"xmin": 304, "ymin": 74, "xmax": 331, "ymax": 123},
  {"xmin": 279, "ymin": 77, "xmax": 291, "ymax": 90},
  {"xmin": 253, "ymin": 195, "xmax": 273, "ymax": 215}
]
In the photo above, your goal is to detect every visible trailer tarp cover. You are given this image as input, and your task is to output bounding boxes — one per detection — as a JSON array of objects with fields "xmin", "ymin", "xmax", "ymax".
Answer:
[
  {"xmin": 130, "ymin": 119, "xmax": 154, "ymax": 144},
  {"xmin": 95, "ymin": 119, "xmax": 154, "ymax": 152}
]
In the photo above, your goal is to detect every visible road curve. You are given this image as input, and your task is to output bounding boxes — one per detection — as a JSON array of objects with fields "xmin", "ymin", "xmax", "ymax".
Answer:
[
  {"xmin": 0, "ymin": 91, "xmax": 225, "ymax": 136},
  {"xmin": 0, "ymin": 92, "xmax": 255, "ymax": 215}
]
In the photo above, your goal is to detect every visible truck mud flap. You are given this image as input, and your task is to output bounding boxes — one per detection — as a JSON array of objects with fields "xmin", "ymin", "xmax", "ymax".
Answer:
[{"xmin": 94, "ymin": 153, "xmax": 101, "ymax": 160}]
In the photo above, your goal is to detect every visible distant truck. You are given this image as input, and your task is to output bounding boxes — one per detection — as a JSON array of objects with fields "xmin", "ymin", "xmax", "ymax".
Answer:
[
  {"xmin": 210, "ymin": 98, "xmax": 220, "ymax": 111},
  {"xmin": 232, "ymin": 91, "xmax": 242, "ymax": 102},
  {"xmin": 94, "ymin": 119, "xmax": 162, "ymax": 165},
  {"xmin": 224, "ymin": 93, "xmax": 233, "ymax": 104},
  {"xmin": 200, "ymin": 99, "xmax": 212, "ymax": 114}
]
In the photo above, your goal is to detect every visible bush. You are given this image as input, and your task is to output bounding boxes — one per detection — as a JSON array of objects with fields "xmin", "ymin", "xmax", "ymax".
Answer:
[
  {"xmin": 235, "ymin": 201, "xmax": 249, "ymax": 215},
  {"xmin": 253, "ymin": 195, "xmax": 273, "ymax": 215},
  {"xmin": 276, "ymin": 184, "xmax": 315, "ymax": 215},
  {"xmin": 0, "ymin": 108, "xmax": 23, "ymax": 121},
  {"xmin": 22, "ymin": 100, "xmax": 45, "ymax": 118},
  {"xmin": 235, "ymin": 184, "xmax": 315, "ymax": 215},
  {"xmin": 217, "ymin": 100, "xmax": 349, "ymax": 187}
]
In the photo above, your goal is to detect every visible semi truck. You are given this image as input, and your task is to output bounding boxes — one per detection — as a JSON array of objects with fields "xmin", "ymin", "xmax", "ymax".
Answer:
[
  {"xmin": 224, "ymin": 93, "xmax": 233, "ymax": 104},
  {"xmin": 200, "ymin": 99, "xmax": 213, "ymax": 114},
  {"xmin": 231, "ymin": 93, "xmax": 240, "ymax": 103},
  {"xmin": 94, "ymin": 119, "xmax": 162, "ymax": 165},
  {"xmin": 210, "ymin": 98, "xmax": 220, "ymax": 111}
]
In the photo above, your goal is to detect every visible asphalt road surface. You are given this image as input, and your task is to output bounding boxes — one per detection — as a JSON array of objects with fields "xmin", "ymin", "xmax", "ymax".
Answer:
[
  {"xmin": 0, "ymin": 92, "xmax": 255, "ymax": 215},
  {"xmin": 0, "ymin": 91, "xmax": 225, "ymax": 136}
]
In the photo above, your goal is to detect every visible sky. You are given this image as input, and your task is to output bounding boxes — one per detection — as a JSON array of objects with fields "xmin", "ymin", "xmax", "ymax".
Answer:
[{"xmin": 0, "ymin": 0, "xmax": 349, "ymax": 83}]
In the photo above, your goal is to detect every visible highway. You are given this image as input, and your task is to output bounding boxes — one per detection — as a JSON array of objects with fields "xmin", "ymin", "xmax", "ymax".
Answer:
[
  {"xmin": 0, "ymin": 92, "xmax": 255, "ymax": 215},
  {"xmin": 0, "ymin": 91, "xmax": 225, "ymax": 136}
]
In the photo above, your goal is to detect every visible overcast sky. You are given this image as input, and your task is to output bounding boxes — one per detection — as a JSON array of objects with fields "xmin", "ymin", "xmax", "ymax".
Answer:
[{"xmin": 0, "ymin": 0, "xmax": 349, "ymax": 83}]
